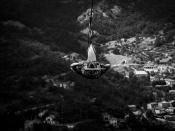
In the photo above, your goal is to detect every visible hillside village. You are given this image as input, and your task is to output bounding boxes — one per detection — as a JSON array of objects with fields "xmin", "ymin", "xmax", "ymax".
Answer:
[
  {"xmin": 0, "ymin": 0, "xmax": 175, "ymax": 131},
  {"xmin": 26, "ymin": 2, "xmax": 175, "ymax": 130},
  {"xmin": 60, "ymin": 1, "xmax": 175, "ymax": 129}
]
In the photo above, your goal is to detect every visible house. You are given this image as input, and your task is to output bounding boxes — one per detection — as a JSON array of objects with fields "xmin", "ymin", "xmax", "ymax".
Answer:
[
  {"xmin": 80, "ymin": 27, "xmax": 99, "ymax": 36},
  {"xmin": 133, "ymin": 110, "xmax": 142, "ymax": 116},
  {"xmin": 128, "ymin": 105, "xmax": 142, "ymax": 116},
  {"xmin": 158, "ymin": 101, "xmax": 172, "ymax": 109},
  {"xmin": 134, "ymin": 70, "xmax": 148, "ymax": 77},
  {"xmin": 103, "ymin": 113, "xmax": 111, "ymax": 122},
  {"xmin": 69, "ymin": 52, "xmax": 80, "ymax": 61},
  {"xmin": 128, "ymin": 105, "xmax": 137, "ymax": 111},
  {"xmin": 147, "ymin": 102, "xmax": 158, "ymax": 110},
  {"xmin": 102, "ymin": 113, "xmax": 118, "ymax": 128},
  {"xmin": 124, "ymin": 71, "xmax": 130, "ymax": 78},
  {"xmin": 59, "ymin": 81, "xmax": 75, "ymax": 89},
  {"xmin": 150, "ymin": 76, "xmax": 158, "ymax": 82},
  {"xmin": 143, "ymin": 65, "xmax": 158, "ymax": 73},
  {"xmin": 66, "ymin": 124, "xmax": 75, "ymax": 129},
  {"xmin": 62, "ymin": 55, "xmax": 70, "ymax": 61},
  {"xmin": 164, "ymin": 78, "xmax": 175, "ymax": 88},
  {"xmin": 165, "ymin": 107, "xmax": 175, "ymax": 115},
  {"xmin": 109, "ymin": 117, "xmax": 118, "ymax": 128},
  {"xmin": 154, "ymin": 108, "xmax": 166, "ymax": 115},
  {"xmin": 60, "ymin": 83, "xmax": 69, "ymax": 89},
  {"xmin": 45, "ymin": 115, "xmax": 56, "ymax": 125},
  {"xmin": 63, "ymin": 52, "xmax": 81, "ymax": 62}
]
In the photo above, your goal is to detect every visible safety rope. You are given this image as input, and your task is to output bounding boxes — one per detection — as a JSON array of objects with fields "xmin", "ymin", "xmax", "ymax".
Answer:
[{"xmin": 88, "ymin": 0, "xmax": 93, "ymax": 45}]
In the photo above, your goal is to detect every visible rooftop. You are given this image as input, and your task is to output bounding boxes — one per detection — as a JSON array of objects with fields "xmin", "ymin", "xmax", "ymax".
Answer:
[{"xmin": 134, "ymin": 70, "xmax": 148, "ymax": 75}]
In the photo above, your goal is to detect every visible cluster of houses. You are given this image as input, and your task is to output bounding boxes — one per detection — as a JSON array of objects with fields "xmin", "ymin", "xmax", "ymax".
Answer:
[
  {"xmin": 24, "ymin": 108, "xmax": 95, "ymax": 131},
  {"xmin": 24, "ymin": 110, "xmax": 76, "ymax": 131},
  {"xmin": 102, "ymin": 112, "xmax": 118, "ymax": 128},
  {"xmin": 147, "ymin": 100, "xmax": 175, "ymax": 117},
  {"xmin": 126, "ymin": 60, "xmax": 175, "ymax": 120},
  {"xmin": 133, "ymin": 62, "xmax": 175, "ymax": 87},
  {"xmin": 42, "ymin": 75, "xmax": 75, "ymax": 90},
  {"xmin": 123, "ymin": 59, "xmax": 175, "ymax": 123},
  {"xmin": 103, "ymin": 36, "xmax": 174, "ymax": 124}
]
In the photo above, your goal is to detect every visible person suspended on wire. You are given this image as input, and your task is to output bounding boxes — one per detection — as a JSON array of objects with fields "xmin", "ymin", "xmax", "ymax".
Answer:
[
  {"xmin": 70, "ymin": 0, "xmax": 110, "ymax": 79},
  {"xmin": 70, "ymin": 44, "xmax": 110, "ymax": 79}
]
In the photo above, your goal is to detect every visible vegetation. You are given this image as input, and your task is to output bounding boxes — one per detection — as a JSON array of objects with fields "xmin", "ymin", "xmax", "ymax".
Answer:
[
  {"xmin": 0, "ymin": 0, "xmax": 175, "ymax": 130},
  {"xmin": 92, "ymin": 0, "xmax": 175, "ymax": 41}
]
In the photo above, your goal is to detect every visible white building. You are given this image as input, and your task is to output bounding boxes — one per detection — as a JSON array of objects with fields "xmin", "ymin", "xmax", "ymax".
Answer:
[
  {"xmin": 147, "ymin": 102, "xmax": 158, "ymax": 110},
  {"xmin": 134, "ymin": 70, "xmax": 148, "ymax": 77},
  {"xmin": 128, "ymin": 105, "xmax": 137, "ymax": 111},
  {"xmin": 109, "ymin": 117, "xmax": 118, "ymax": 128},
  {"xmin": 102, "ymin": 113, "xmax": 118, "ymax": 128},
  {"xmin": 158, "ymin": 101, "xmax": 172, "ymax": 109},
  {"xmin": 150, "ymin": 76, "xmax": 159, "ymax": 82},
  {"xmin": 164, "ymin": 79, "xmax": 175, "ymax": 88},
  {"xmin": 143, "ymin": 65, "xmax": 158, "ymax": 73},
  {"xmin": 154, "ymin": 109, "xmax": 166, "ymax": 115}
]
